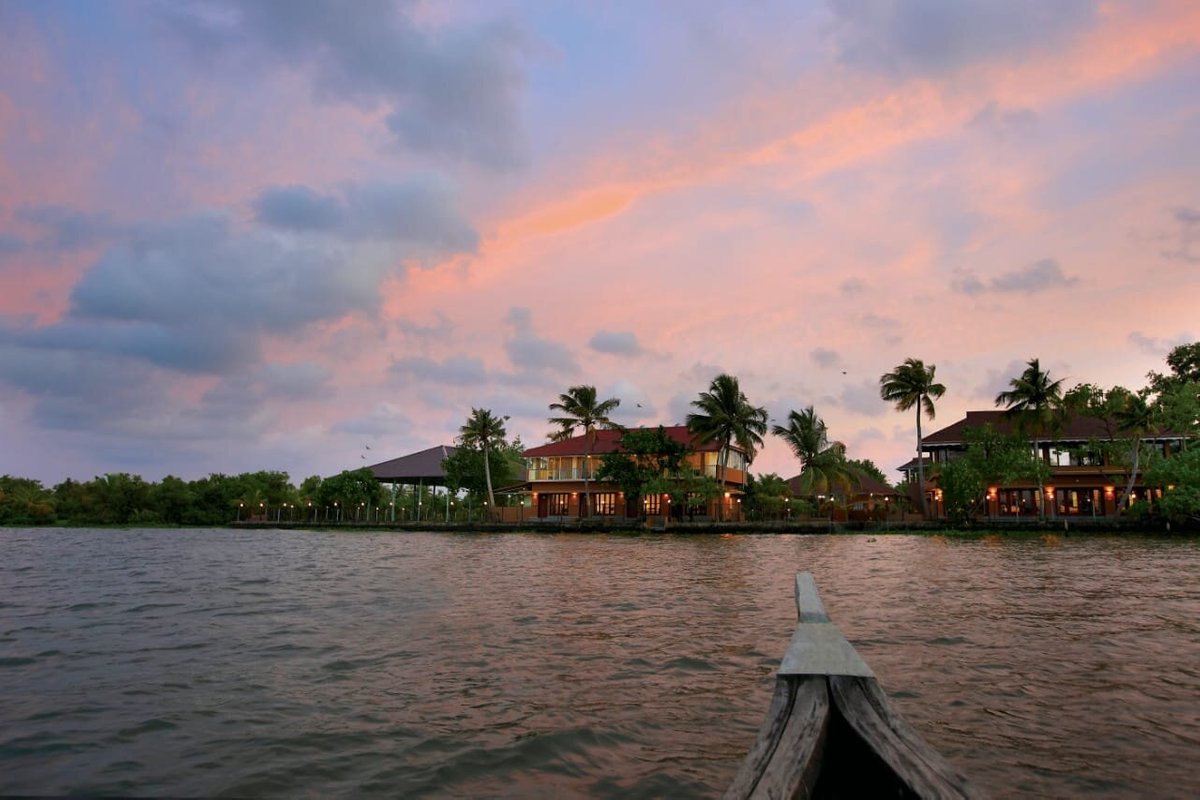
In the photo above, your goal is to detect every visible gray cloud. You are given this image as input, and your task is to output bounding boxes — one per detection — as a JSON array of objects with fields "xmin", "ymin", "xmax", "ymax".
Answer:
[
  {"xmin": 1161, "ymin": 206, "xmax": 1199, "ymax": 263},
  {"xmin": 164, "ymin": 0, "xmax": 529, "ymax": 168},
  {"xmin": 390, "ymin": 355, "xmax": 487, "ymax": 386},
  {"xmin": 840, "ymin": 379, "xmax": 885, "ymax": 416},
  {"xmin": 330, "ymin": 403, "xmax": 413, "ymax": 437},
  {"xmin": 254, "ymin": 179, "xmax": 479, "ymax": 252},
  {"xmin": 397, "ymin": 310, "xmax": 454, "ymax": 340},
  {"xmin": 967, "ymin": 101, "xmax": 1038, "ymax": 139},
  {"xmin": 839, "ymin": 277, "xmax": 865, "ymax": 296},
  {"xmin": 953, "ymin": 258, "xmax": 1079, "ymax": 295},
  {"xmin": 589, "ymin": 330, "xmax": 643, "ymax": 356},
  {"xmin": 0, "ymin": 206, "xmax": 477, "ymax": 384},
  {"xmin": 504, "ymin": 307, "xmax": 578, "ymax": 375},
  {"xmin": 15, "ymin": 205, "xmax": 126, "ymax": 251},
  {"xmin": 0, "ymin": 234, "xmax": 24, "ymax": 257},
  {"xmin": 811, "ymin": 347, "xmax": 841, "ymax": 368},
  {"xmin": 1128, "ymin": 330, "xmax": 1193, "ymax": 357},
  {"xmin": 827, "ymin": 0, "xmax": 1097, "ymax": 75}
]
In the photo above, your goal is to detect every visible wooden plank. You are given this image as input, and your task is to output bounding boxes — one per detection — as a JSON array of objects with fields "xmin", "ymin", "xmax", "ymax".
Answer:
[
  {"xmin": 793, "ymin": 572, "xmax": 829, "ymax": 623},
  {"xmin": 747, "ymin": 676, "xmax": 831, "ymax": 800},
  {"xmin": 828, "ymin": 675, "xmax": 980, "ymax": 800},
  {"xmin": 723, "ymin": 677, "xmax": 796, "ymax": 800},
  {"xmin": 778, "ymin": 623, "xmax": 874, "ymax": 678}
]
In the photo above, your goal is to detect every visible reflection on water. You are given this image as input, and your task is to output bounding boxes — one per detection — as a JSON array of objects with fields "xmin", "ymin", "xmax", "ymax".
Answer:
[{"xmin": 1, "ymin": 529, "xmax": 1198, "ymax": 797}]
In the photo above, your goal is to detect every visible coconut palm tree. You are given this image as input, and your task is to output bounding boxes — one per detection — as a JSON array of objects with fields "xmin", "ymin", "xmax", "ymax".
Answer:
[
  {"xmin": 772, "ymin": 406, "xmax": 865, "ymax": 498},
  {"xmin": 548, "ymin": 385, "xmax": 621, "ymax": 518},
  {"xmin": 1115, "ymin": 392, "xmax": 1155, "ymax": 511},
  {"xmin": 995, "ymin": 358, "xmax": 1064, "ymax": 519},
  {"xmin": 459, "ymin": 407, "xmax": 508, "ymax": 520},
  {"xmin": 879, "ymin": 358, "xmax": 946, "ymax": 518},
  {"xmin": 686, "ymin": 374, "xmax": 768, "ymax": 520}
]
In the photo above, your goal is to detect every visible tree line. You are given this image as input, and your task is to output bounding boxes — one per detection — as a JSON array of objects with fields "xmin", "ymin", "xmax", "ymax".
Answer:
[{"xmin": 4, "ymin": 343, "xmax": 1196, "ymax": 526}]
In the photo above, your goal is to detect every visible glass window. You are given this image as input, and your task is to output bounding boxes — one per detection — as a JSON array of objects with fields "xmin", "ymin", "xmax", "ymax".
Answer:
[{"xmin": 592, "ymin": 493, "xmax": 618, "ymax": 516}]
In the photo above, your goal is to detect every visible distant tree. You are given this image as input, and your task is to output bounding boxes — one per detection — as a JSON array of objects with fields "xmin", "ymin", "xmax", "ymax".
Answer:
[
  {"xmin": 316, "ymin": 468, "xmax": 386, "ymax": 518},
  {"xmin": 744, "ymin": 473, "xmax": 792, "ymax": 520},
  {"xmin": 934, "ymin": 426, "xmax": 1051, "ymax": 523},
  {"xmin": 846, "ymin": 458, "xmax": 889, "ymax": 486},
  {"xmin": 596, "ymin": 426, "xmax": 688, "ymax": 519},
  {"xmin": 1153, "ymin": 381, "xmax": 1200, "ymax": 450},
  {"xmin": 0, "ymin": 476, "xmax": 56, "ymax": 525},
  {"xmin": 458, "ymin": 408, "xmax": 509, "ymax": 518},
  {"xmin": 443, "ymin": 437, "xmax": 524, "ymax": 504},
  {"xmin": 1145, "ymin": 446, "xmax": 1200, "ymax": 521},
  {"xmin": 879, "ymin": 358, "xmax": 946, "ymax": 518},
  {"xmin": 995, "ymin": 358, "xmax": 1065, "ymax": 519},
  {"xmin": 1114, "ymin": 392, "xmax": 1156, "ymax": 512},
  {"xmin": 772, "ymin": 406, "xmax": 866, "ymax": 498},
  {"xmin": 153, "ymin": 475, "xmax": 193, "ymax": 524},
  {"xmin": 1148, "ymin": 341, "xmax": 1200, "ymax": 394},
  {"xmin": 547, "ymin": 385, "xmax": 621, "ymax": 518},
  {"xmin": 686, "ymin": 374, "xmax": 767, "ymax": 520}
]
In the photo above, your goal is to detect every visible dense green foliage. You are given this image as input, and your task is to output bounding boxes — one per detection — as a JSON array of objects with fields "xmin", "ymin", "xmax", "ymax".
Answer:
[
  {"xmin": 935, "ymin": 426, "xmax": 1052, "ymax": 524},
  {"xmin": 442, "ymin": 437, "xmax": 524, "ymax": 504},
  {"xmin": 596, "ymin": 427, "xmax": 696, "ymax": 518},
  {"xmin": 1144, "ymin": 447, "xmax": 1200, "ymax": 519},
  {"xmin": 743, "ymin": 473, "xmax": 792, "ymax": 520}
]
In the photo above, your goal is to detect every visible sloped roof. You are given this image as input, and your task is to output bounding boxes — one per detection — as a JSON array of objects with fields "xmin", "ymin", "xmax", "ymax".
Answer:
[
  {"xmin": 786, "ymin": 473, "xmax": 899, "ymax": 499},
  {"xmin": 921, "ymin": 410, "xmax": 1117, "ymax": 446},
  {"xmin": 367, "ymin": 445, "xmax": 456, "ymax": 483},
  {"xmin": 523, "ymin": 425, "xmax": 728, "ymax": 458}
]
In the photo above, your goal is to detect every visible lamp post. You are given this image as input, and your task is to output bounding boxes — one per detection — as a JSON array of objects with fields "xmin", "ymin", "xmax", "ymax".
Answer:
[{"xmin": 237, "ymin": 502, "xmax": 243, "ymax": 522}]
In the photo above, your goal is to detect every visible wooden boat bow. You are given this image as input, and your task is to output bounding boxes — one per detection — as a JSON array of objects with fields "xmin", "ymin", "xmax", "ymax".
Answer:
[{"xmin": 724, "ymin": 573, "xmax": 980, "ymax": 799}]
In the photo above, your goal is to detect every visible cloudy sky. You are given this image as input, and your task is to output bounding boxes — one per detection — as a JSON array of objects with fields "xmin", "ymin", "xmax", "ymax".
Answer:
[{"xmin": 1, "ymin": 0, "xmax": 1197, "ymax": 485}]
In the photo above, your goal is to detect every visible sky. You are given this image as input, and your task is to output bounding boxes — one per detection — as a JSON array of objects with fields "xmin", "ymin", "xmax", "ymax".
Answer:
[{"xmin": 0, "ymin": 0, "xmax": 1197, "ymax": 486}]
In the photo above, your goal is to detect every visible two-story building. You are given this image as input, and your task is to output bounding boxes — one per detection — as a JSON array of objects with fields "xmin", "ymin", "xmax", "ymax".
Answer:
[
  {"xmin": 521, "ymin": 425, "xmax": 750, "ymax": 520},
  {"xmin": 909, "ymin": 410, "xmax": 1183, "ymax": 519}
]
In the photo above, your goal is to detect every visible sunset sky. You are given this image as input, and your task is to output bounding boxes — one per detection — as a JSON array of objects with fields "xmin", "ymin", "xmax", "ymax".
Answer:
[{"xmin": 1, "ymin": 0, "xmax": 1197, "ymax": 485}]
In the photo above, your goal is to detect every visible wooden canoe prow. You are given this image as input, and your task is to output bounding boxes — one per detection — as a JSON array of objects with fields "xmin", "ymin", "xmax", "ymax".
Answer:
[{"xmin": 725, "ymin": 573, "xmax": 981, "ymax": 800}]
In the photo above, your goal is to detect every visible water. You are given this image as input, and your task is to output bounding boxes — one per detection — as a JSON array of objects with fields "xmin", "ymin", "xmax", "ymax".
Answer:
[{"xmin": 2, "ymin": 529, "xmax": 1198, "ymax": 798}]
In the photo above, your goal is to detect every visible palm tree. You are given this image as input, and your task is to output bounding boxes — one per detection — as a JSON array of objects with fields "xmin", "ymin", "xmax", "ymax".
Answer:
[
  {"xmin": 1115, "ymin": 392, "xmax": 1155, "ymax": 512},
  {"xmin": 995, "ymin": 358, "xmax": 1064, "ymax": 519},
  {"xmin": 459, "ymin": 407, "xmax": 508, "ymax": 520},
  {"xmin": 879, "ymin": 358, "xmax": 946, "ymax": 518},
  {"xmin": 772, "ymin": 406, "xmax": 865, "ymax": 498},
  {"xmin": 686, "ymin": 374, "xmax": 768, "ymax": 520},
  {"xmin": 547, "ymin": 385, "xmax": 621, "ymax": 518}
]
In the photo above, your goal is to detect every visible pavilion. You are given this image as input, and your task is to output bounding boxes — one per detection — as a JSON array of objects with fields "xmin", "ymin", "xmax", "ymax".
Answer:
[{"xmin": 366, "ymin": 445, "xmax": 457, "ymax": 522}]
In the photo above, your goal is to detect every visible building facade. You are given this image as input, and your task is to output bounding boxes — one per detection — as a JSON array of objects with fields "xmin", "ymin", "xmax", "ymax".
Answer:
[
  {"xmin": 911, "ymin": 410, "xmax": 1182, "ymax": 519},
  {"xmin": 521, "ymin": 425, "xmax": 750, "ymax": 520}
]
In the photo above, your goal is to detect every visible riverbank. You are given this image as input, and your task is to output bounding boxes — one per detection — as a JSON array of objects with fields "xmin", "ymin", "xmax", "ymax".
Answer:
[{"xmin": 229, "ymin": 517, "xmax": 1196, "ymax": 535}]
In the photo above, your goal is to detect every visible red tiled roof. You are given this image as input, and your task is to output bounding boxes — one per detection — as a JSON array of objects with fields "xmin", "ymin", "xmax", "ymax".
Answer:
[
  {"xmin": 921, "ymin": 410, "xmax": 1124, "ymax": 445},
  {"xmin": 523, "ymin": 425, "xmax": 727, "ymax": 457}
]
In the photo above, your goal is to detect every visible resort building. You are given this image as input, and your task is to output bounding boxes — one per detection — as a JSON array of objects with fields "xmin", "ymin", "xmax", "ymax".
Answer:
[
  {"xmin": 911, "ymin": 410, "xmax": 1184, "ymax": 519},
  {"xmin": 520, "ymin": 425, "xmax": 750, "ymax": 520}
]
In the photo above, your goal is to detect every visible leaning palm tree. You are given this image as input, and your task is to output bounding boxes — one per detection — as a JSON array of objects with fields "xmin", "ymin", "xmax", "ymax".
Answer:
[
  {"xmin": 1115, "ymin": 392, "xmax": 1155, "ymax": 512},
  {"xmin": 772, "ymin": 406, "xmax": 865, "ymax": 498},
  {"xmin": 995, "ymin": 358, "xmax": 1065, "ymax": 519},
  {"xmin": 459, "ymin": 407, "xmax": 508, "ymax": 520},
  {"xmin": 879, "ymin": 358, "xmax": 946, "ymax": 518},
  {"xmin": 686, "ymin": 373, "xmax": 768, "ymax": 520},
  {"xmin": 548, "ymin": 385, "xmax": 621, "ymax": 518}
]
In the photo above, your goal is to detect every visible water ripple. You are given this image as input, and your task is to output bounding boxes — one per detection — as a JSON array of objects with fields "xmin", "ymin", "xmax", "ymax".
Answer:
[{"xmin": 0, "ymin": 528, "xmax": 1198, "ymax": 797}]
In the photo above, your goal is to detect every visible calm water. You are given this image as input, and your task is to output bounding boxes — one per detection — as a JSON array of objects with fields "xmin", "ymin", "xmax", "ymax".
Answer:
[{"xmin": 2, "ymin": 529, "xmax": 1199, "ymax": 798}]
